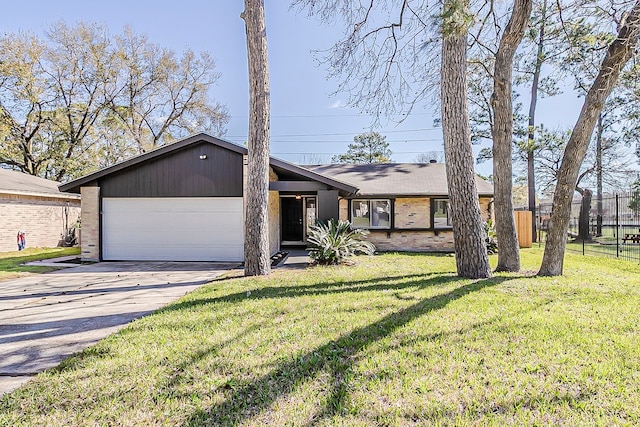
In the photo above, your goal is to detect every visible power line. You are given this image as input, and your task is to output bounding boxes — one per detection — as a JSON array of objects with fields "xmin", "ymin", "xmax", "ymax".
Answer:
[
  {"xmin": 262, "ymin": 138, "xmax": 444, "ymax": 144},
  {"xmin": 271, "ymin": 151, "xmax": 444, "ymax": 155},
  {"xmin": 224, "ymin": 127, "xmax": 441, "ymax": 138},
  {"xmin": 228, "ymin": 112, "xmax": 434, "ymax": 119}
]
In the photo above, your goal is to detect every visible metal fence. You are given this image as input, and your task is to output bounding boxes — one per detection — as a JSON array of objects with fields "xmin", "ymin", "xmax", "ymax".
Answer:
[{"xmin": 538, "ymin": 192, "xmax": 640, "ymax": 263}]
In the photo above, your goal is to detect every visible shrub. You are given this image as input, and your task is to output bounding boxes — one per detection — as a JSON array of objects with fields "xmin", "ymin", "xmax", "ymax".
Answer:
[
  {"xmin": 484, "ymin": 219, "xmax": 499, "ymax": 254},
  {"xmin": 307, "ymin": 219, "xmax": 375, "ymax": 265}
]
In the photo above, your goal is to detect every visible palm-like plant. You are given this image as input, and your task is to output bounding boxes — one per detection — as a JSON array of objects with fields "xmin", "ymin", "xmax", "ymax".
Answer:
[{"xmin": 307, "ymin": 219, "xmax": 375, "ymax": 265}]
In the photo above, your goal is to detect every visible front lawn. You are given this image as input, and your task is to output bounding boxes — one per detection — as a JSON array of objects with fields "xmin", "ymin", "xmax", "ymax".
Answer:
[
  {"xmin": 1, "ymin": 249, "xmax": 639, "ymax": 426},
  {"xmin": 0, "ymin": 247, "xmax": 81, "ymax": 281}
]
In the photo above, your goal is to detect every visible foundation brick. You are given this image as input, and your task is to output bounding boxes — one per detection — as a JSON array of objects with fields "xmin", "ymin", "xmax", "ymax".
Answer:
[{"xmin": 366, "ymin": 230, "xmax": 454, "ymax": 252}]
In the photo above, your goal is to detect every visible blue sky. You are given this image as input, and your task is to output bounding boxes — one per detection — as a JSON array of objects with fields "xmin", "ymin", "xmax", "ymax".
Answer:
[{"xmin": 0, "ymin": 1, "xmax": 584, "ymax": 175}]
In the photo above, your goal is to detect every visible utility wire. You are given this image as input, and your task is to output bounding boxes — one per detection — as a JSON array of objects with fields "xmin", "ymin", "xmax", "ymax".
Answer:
[
  {"xmin": 225, "ymin": 127, "xmax": 441, "ymax": 138},
  {"xmin": 233, "ymin": 138, "xmax": 445, "ymax": 144},
  {"xmin": 271, "ymin": 151, "xmax": 445, "ymax": 155},
  {"xmin": 228, "ymin": 112, "xmax": 434, "ymax": 119}
]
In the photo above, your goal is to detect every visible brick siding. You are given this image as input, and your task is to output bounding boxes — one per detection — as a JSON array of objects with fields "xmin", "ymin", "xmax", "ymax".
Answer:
[
  {"xmin": 394, "ymin": 197, "xmax": 431, "ymax": 228},
  {"xmin": 80, "ymin": 187, "xmax": 100, "ymax": 261},
  {"xmin": 338, "ymin": 196, "xmax": 493, "ymax": 252},
  {"xmin": 0, "ymin": 194, "xmax": 80, "ymax": 252},
  {"xmin": 367, "ymin": 229, "xmax": 454, "ymax": 252}
]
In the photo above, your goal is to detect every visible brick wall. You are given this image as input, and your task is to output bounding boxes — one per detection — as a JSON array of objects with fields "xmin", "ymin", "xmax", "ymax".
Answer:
[
  {"xmin": 0, "ymin": 194, "xmax": 80, "ymax": 252},
  {"xmin": 366, "ymin": 229, "xmax": 454, "ymax": 252},
  {"xmin": 337, "ymin": 196, "xmax": 493, "ymax": 252},
  {"xmin": 339, "ymin": 199, "xmax": 349, "ymax": 221},
  {"xmin": 80, "ymin": 186, "xmax": 100, "ymax": 261},
  {"xmin": 394, "ymin": 197, "xmax": 431, "ymax": 228}
]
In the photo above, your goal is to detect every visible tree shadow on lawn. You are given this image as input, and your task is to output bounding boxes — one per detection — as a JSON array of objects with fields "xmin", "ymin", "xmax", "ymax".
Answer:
[
  {"xmin": 181, "ymin": 274, "xmax": 516, "ymax": 426},
  {"xmin": 160, "ymin": 272, "xmax": 455, "ymax": 313}
]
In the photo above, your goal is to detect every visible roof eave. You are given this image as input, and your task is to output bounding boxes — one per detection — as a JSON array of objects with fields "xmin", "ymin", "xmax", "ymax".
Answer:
[
  {"xmin": 0, "ymin": 189, "xmax": 81, "ymax": 200},
  {"xmin": 59, "ymin": 133, "xmax": 247, "ymax": 193},
  {"xmin": 268, "ymin": 157, "xmax": 359, "ymax": 195}
]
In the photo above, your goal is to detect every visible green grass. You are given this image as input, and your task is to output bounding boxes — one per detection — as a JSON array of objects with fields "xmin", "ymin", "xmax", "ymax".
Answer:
[
  {"xmin": 0, "ymin": 247, "xmax": 81, "ymax": 281},
  {"xmin": 1, "ymin": 249, "xmax": 639, "ymax": 426}
]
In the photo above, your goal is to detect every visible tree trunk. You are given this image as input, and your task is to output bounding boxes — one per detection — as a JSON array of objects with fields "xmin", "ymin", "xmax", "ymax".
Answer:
[
  {"xmin": 491, "ymin": 0, "xmax": 533, "ymax": 272},
  {"xmin": 596, "ymin": 114, "xmax": 603, "ymax": 236},
  {"xmin": 539, "ymin": 0, "xmax": 640, "ymax": 276},
  {"xmin": 242, "ymin": 0, "xmax": 271, "ymax": 276},
  {"xmin": 527, "ymin": 0, "xmax": 546, "ymax": 243},
  {"xmin": 441, "ymin": 22, "xmax": 491, "ymax": 279},
  {"xmin": 578, "ymin": 188, "xmax": 592, "ymax": 241}
]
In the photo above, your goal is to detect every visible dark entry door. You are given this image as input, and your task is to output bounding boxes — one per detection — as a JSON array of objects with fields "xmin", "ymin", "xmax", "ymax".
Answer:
[{"xmin": 281, "ymin": 198, "xmax": 304, "ymax": 241}]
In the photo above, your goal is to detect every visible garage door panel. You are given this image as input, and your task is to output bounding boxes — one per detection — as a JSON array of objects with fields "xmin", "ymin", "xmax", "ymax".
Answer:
[
  {"xmin": 102, "ymin": 198, "xmax": 244, "ymax": 261},
  {"xmin": 103, "ymin": 244, "xmax": 243, "ymax": 262}
]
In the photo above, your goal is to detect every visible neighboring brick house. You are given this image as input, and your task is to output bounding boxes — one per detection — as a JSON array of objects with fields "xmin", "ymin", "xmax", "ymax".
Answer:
[
  {"xmin": 305, "ymin": 163, "xmax": 494, "ymax": 252},
  {"xmin": 0, "ymin": 169, "xmax": 81, "ymax": 252},
  {"xmin": 59, "ymin": 133, "xmax": 493, "ymax": 262}
]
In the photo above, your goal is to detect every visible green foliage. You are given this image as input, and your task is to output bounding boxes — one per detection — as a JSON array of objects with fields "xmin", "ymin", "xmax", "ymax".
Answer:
[
  {"xmin": 331, "ymin": 132, "xmax": 392, "ymax": 164},
  {"xmin": 0, "ymin": 22, "xmax": 228, "ymax": 181},
  {"xmin": 440, "ymin": 0, "xmax": 475, "ymax": 36},
  {"xmin": 628, "ymin": 180, "xmax": 640, "ymax": 215},
  {"xmin": 306, "ymin": 219, "xmax": 375, "ymax": 265},
  {"xmin": 484, "ymin": 219, "xmax": 498, "ymax": 254}
]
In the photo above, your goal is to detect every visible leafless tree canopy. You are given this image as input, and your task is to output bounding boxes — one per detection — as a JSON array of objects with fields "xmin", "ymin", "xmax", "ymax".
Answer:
[{"xmin": 292, "ymin": 0, "xmax": 441, "ymax": 120}]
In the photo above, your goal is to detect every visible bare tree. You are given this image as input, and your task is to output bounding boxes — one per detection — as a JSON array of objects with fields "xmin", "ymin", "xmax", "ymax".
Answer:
[
  {"xmin": 45, "ymin": 22, "xmax": 118, "ymax": 181},
  {"xmin": 490, "ymin": 0, "xmax": 533, "ymax": 272},
  {"xmin": 0, "ymin": 22, "xmax": 228, "ymax": 181},
  {"xmin": 536, "ymin": 122, "xmax": 634, "ymax": 242},
  {"xmin": 441, "ymin": 0, "xmax": 491, "ymax": 278},
  {"xmin": 539, "ymin": 0, "xmax": 640, "ymax": 276},
  {"xmin": 294, "ymin": 0, "xmax": 490, "ymax": 277},
  {"xmin": 414, "ymin": 151, "xmax": 445, "ymax": 163},
  {"xmin": 0, "ymin": 33, "xmax": 52, "ymax": 177},
  {"xmin": 112, "ymin": 28, "xmax": 228, "ymax": 153},
  {"xmin": 242, "ymin": 0, "xmax": 271, "ymax": 276}
]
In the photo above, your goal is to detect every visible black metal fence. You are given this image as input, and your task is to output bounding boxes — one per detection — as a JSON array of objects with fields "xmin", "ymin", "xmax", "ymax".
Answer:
[{"xmin": 537, "ymin": 192, "xmax": 640, "ymax": 263}]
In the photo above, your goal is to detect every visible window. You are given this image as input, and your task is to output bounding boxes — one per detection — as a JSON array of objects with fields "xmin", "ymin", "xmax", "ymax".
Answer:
[
  {"xmin": 433, "ymin": 199, "xmax": 451, "ymax": 229},
  {"xmin": 305, "ymin": 197, "xmax": 316, "ymax": 235},
  {"xmin": 351, "ymin": 199, "xmax": 391, "ymax": 229}
]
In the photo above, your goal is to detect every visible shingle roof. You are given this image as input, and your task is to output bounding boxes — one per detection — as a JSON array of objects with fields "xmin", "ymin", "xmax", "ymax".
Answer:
[
  {"xmin": 0, "ymin": 168, "xmax": 79, "ymax": 199},
  {"xmin": 303, "ymin": 163, "xmax": 494, "ymax": 197}
]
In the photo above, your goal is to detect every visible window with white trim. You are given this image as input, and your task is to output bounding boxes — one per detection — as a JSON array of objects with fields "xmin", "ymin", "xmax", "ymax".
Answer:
[{"xmin": 351, "ymin": 199, "xmax": 391, "ymax": 229}]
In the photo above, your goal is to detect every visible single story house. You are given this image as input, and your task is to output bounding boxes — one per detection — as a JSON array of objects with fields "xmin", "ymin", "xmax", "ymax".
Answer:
[
  {"xmin": 59, "ymin": 133, "xmax": 493, "ymax": 262},
  {"xmin": 304, "ymin": 163, "xmax": 493, "ymax": 251},
  {"xmin": 0, "ymin": 168, "xmax": 81, "ymax": 252}
]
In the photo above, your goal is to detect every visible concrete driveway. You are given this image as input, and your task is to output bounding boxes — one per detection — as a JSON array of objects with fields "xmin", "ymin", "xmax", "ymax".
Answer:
[{"xmin": 0, "ymin": 261, "xmax": 238, "ymax": 395}]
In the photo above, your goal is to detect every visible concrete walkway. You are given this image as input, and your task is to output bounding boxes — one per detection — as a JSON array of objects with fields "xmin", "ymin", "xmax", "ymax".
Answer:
[
  {"xmin": 279, "ymin": 249, "xmax": 311, "ymax": 269},
  {"xmin": 0, "ymin": 261, "xmax": 238, "ymax": 395}
]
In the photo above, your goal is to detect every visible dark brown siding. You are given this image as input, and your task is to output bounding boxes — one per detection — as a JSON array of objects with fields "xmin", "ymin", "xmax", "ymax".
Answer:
[{"xmin": 100, "ymin": 143, "xmax": 243, "ymax": 197}]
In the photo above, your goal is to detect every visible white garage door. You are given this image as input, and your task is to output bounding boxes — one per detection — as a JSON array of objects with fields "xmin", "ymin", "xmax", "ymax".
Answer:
[{"xmin": 102, "ymin": 198, "xmax": 243, "ymax": 261}]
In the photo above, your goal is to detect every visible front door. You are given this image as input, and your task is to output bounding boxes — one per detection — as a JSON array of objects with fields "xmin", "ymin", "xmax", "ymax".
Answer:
[{"xmin": 281, "ymin": 197, "xmax": 304, "ymax": 242}]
